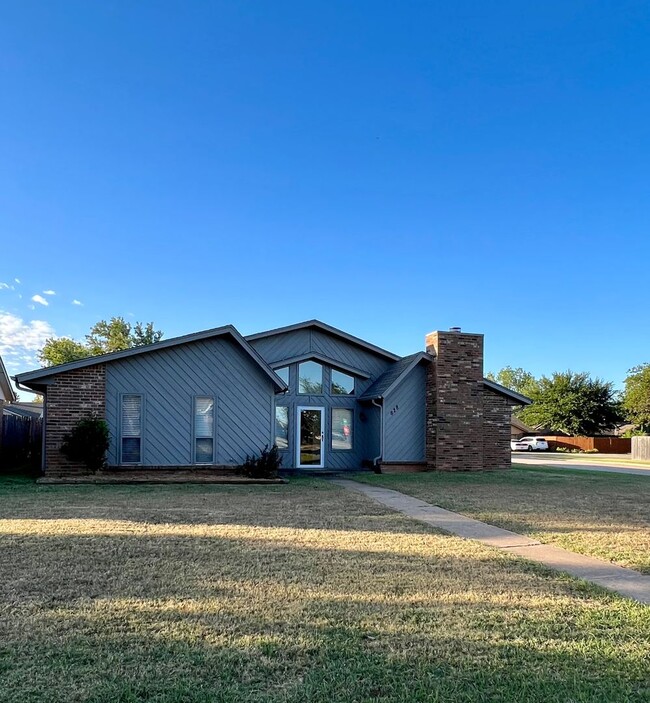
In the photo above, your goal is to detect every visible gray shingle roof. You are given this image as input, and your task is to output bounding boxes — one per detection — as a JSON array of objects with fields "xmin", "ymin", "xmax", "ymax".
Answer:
[
  {"xmin": 14, "ymin": 325, "xmax": 287, "ymax": 393},
  {"xmin": 359, "ymin": 353, "xmax": 431, "ymax": 400}
]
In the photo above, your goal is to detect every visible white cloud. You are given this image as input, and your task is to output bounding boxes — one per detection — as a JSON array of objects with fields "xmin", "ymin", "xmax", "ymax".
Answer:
[
  {"xmin": 0, "ymin": 282, "xmax": 12, "ymax": 290},
  {"xmin": 43, "ymin": 290, "xmax": 56, "ymax": 296},
  {"xmin": 0, "ymin": 311, "xmax": 55, "ymax": 371},
  {"xmin": 31, "ymin": 294, "xmax": 49, "ymax": 306},
  {"xmin": 72, "ymin": 299, "xmax": 83, "ymax": 306},
  {"xmin": 14, "ymin": 278, "xmax": 21, "ymax": 284}
]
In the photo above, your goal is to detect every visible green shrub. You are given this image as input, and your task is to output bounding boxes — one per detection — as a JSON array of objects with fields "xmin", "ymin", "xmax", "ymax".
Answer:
[
  {"xmin": 555, "ymin": 446, "xmax": 569, "ymax": 453},
  {"xmin": 60, "ymin": 416, "xmax": 110, "ymax": 472},
  {"xmin": 621, "ymin": 428, "xmax": 648, "ymax": 437},
  {"xmin": 241, "ymin": 445, "xmax": 282, "ymax": 479}
]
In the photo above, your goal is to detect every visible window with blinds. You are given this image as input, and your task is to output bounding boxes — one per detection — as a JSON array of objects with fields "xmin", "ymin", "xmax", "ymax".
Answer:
[
  {"xmin": 194, "ymin": 396, "xmax": 214, "ymax": 464},
  {"xmin": 121, "ymin": 394, "xmax": 142, "ymax": 463}
]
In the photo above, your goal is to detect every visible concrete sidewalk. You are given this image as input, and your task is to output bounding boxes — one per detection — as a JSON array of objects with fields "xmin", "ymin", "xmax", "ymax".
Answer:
[{"xmin": 333, "ymin": 479, "xmax": 650, "ymax": 605}]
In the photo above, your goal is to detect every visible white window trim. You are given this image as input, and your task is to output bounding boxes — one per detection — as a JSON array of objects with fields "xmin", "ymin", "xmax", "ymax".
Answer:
[
  {"xmin": 119, "ymin": 393, "xmax": 144, "ymax": 465},
  {"xmin": 296, "ymin": 405, "xmax": 325, "ymax": 469},
  {"xmin": 193, "ymin": 395, "xmax": 216, "ymax": 465}
]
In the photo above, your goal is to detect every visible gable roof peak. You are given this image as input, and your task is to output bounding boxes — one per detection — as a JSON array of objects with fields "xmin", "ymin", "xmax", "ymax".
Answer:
[
  {"xmin": 14, "ymin": 324, "xmax": 287, "ymax": 393},
  {"xmin": 245, "ymin": 319, "xmax": 401, "ymax": 361}
]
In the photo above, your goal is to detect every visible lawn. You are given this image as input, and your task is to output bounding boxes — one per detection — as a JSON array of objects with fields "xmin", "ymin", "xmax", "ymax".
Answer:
[
  {"xmin": 356, "ymin": 466, "xmax": 650, "ymax": 574},
  {"xmin": 1, "ymin": 475, "xmax": 649, "ymax": 703}
]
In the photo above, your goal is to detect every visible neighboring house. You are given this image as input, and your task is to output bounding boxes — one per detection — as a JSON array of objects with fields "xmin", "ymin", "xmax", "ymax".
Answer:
[
  {"xmin": 14, "ymin": 320, "xmax": 529, "ymax": 477},
  {"xmin": 510, "ymin": 416, "xmax": 532, "ymax": 438},
  {"xmin": 0, "ymin": 354, "xmax": 18, "ymax": 407},
  {"xmin": 2, "ymin": 402, "xmax": 44, "ymax": 420}
]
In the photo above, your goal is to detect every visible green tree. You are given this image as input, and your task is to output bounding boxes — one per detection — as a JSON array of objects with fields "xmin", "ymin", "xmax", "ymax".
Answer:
[
  {"xmin": 132, "ymin": 321, "xmax": 164, "ymax": 347},
  {"xmin": 39, "ymin": 338, "xmax": 92, "ymax": 366},
  {"xmin": 39, "ymin": 317, "xmax": 164, "ymax": 367},
  {"xmin": 520, "ymin": 371, "xmax": 622, "ymax": 436},
  {"xmin": 486, "ymin": 366, "xmax": 538, "ymax": 397},
  {"xmin": 622, "ymin": 363, "xmax": 650, "ymax": 434},
  {"xmin": 486, "ymin": 366, "xmax": 539, "ymax": 418}
]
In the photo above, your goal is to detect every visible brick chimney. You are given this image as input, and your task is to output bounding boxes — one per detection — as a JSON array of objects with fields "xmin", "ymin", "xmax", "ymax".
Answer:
[{"xmin": 425, "ymin": 328, "xmax": 484, "ymax": 471}]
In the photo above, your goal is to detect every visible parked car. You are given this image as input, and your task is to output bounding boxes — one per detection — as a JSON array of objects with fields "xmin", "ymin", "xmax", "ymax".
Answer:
[
  {"xmin": 511, "ymin": 436, "xmax": 549, "ymax": 452},
  {"xmin": 510, "ymin": 439, "xmax": 530, "ymax": 451}
]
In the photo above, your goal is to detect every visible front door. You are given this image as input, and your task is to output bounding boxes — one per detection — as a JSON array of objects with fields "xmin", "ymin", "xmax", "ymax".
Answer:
[{"xmin": 297, "ymin": 406, "xmax": 325, "ymax": 469}]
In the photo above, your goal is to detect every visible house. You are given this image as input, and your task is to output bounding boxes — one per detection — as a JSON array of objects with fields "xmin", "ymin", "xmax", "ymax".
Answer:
[
  {"xmin": 0, "ymin": 354, "xmax": 18, "ymax": 408},
  {"xmin": 510, "ymin": 416, "xmax": 532, "ymax": 438},
  {"xmin": 2, "ymin": 402, "xmax": 44, "ymax": 420},
  {"xmin": 13, "ymin": 321, "xmax": 529, "ymax": 477}
]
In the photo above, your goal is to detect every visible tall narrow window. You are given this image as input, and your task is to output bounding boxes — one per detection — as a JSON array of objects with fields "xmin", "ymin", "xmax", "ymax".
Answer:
[
  {"xmin": 275, "ymin": 406, "xmax": 289, "ymax": 449},
  {"xmin": 194, "ymin": 396, "xmax": 214, "ymax": 464},
  {"xmin": 121, "ymin": 394, "xmax": 142, "ymax": 463},
  {"xmin": 331, "ymin": 408, "xmax": 353, "ymax": 451}
]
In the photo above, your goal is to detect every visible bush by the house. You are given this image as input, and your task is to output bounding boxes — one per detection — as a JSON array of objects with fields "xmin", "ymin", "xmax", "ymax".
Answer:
[
  {"xmin": 240, "ymin": 445, "xmax": 282, "ymax": 479},
  {"xmin": 60, "ymin": 416, "xmax": 110, "ymax": 472}
]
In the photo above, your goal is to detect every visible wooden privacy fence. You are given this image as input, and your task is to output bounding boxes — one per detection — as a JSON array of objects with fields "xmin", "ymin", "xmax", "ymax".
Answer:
[
  {"xmin": 0, "ymin": 413, "xmax": 43, "ymax": 470},
  {"xmin": 542, "ymin": 436, "xmax": 631, "ymax": 453},
  {"xmin": 632, "ymin": 436, "xmax": 650, "ymax": 461}
]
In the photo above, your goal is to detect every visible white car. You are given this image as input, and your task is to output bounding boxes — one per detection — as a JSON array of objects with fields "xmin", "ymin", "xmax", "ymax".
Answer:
[{"xmin": 511, "ymin": 436, "xmax": 549, "ymax": 452}]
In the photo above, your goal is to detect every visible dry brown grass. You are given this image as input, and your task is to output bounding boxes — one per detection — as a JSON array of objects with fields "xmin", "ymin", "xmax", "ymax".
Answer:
[
  {"xmin": 357, "ymin": 465, "xmax": 650, "ymax": 573},
  {"xmin": 1, "ymin": 476, "xmax": 649, "ymax": 702}
]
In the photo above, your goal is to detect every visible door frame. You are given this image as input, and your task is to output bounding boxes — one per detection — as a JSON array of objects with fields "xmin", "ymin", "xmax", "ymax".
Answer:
[{"xmin": 296, "ymin": 406, "xmax": 325, "ymax": 469}]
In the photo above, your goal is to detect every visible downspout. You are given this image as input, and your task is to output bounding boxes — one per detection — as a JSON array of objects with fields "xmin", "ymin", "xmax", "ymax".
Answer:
[{"xmin": 371, "ymin": 398, "xmax": 383, "ymax": 472}]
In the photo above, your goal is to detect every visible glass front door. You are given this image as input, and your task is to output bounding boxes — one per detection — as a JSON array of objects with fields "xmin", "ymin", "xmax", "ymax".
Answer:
[{"xmin": 297, "ymin": 406, "xmax": 324, "ymax": 468}]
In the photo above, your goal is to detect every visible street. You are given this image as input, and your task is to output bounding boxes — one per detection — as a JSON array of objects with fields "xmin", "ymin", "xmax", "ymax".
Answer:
[{"xmin": 513, "ymin": 452, "xmax": 650, "ymax": 477}]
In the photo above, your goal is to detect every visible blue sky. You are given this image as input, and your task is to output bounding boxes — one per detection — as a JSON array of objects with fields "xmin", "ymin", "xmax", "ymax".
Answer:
[{"xmin": 1, "ymin": 1, "xmax": 649, "ymax": 392}]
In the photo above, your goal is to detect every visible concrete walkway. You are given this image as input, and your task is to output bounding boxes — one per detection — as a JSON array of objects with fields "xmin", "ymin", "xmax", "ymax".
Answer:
[{"xmin": 333, "ymin": 479, "xmax": 650, "ymax": 605}]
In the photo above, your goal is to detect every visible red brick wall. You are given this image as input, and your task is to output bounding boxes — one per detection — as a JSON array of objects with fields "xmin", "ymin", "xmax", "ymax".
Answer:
[
  {"xmin": 425, "ymin": 331, "xmax": 484, "ymax": 471},
  {"xmin": 45, "ymin": 365, "xmax": 106, "ymax": 475},
  {"xmin": 482, "ymin": 389, "xmax": 512, "ymax": 470},
  {"xmin": 424, "ymin": 354, "xmax": 437, "ymax": 470}
]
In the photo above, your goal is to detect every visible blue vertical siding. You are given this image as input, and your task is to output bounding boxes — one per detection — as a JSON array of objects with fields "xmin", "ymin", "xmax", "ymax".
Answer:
[
  {"xmin": 248, "ymin": 328, "xmax": 392, "ymax": 383},
  {"xmin": 250, "ymin": 328, "xmax": 394, "ymax": 469},
  {"xmin": 105, "ymin": 337, "xmax": 275, "ymax": 466},
  {"xmin": 102, "ymin": 324, "xmax": 425, "ymax": 471},
  {"xmin": 274, "ymin": 364, "xmax": 365, "ymax": 470},
  {"xmin": 382, "ymin": 363, "xmax": 426, "ymax": 462}
]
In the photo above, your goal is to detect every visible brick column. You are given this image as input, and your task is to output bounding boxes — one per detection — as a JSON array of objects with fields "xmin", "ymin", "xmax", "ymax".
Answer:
[
  {"xmin": 45, "ymin": 365, "xmax": 106, "ymax": 476},
  {"xmin": 483, "ymin": 390, "xmax": 513, "ymax": 470},
  {"xmin": 425, "ymin": 330, "xmax": 484, "ymax": 471},
  {"xmin": 425, "ymin": 354, "xmax": 437, "ymax": 470}
]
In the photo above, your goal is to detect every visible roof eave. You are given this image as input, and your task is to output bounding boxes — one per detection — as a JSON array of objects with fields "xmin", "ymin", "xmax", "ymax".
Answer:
[
  {"xmin": 14, "ymin": 325, "xmax": 287, "ymax": 393},
  {"xmin": 246, "ymin": 319, "xmax": 401, "ymax": 362},
  {"xmin": 0, "ymin": 356, "xmax": 18, "ymax": 403},
  {"xmin": 359, "ymin": 352, "xmax": 433, "ymax": 401},
  {"xmin": 269, "ymin": 353, "xmax": 371, "ymax": 380},
  {"xmin": 483, "ymin": 378, "xmax": 532, "ymax": 405}
]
